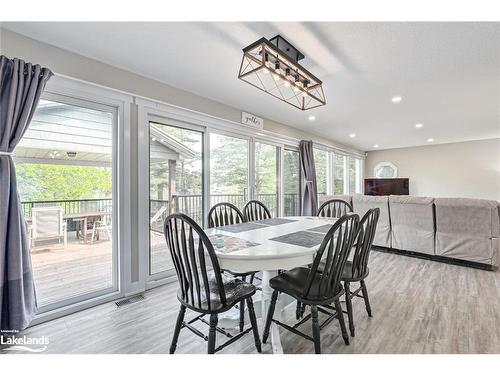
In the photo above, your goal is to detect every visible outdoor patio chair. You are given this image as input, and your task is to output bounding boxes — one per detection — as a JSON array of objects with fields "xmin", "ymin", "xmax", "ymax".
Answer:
[
  {"xmin": 31, "ymin": 207, "xmax": 67, "ymax": 250},
  {"xmin": 90, "ymin": 213, "xmax": 112, "ymax": 244}
]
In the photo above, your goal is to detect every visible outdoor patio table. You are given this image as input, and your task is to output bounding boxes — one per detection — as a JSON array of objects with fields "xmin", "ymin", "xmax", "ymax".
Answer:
[
  {"xmin": 64, "ymin": 212, "xmax": 112, "ymax": 244},
  {"xmin": 204, "ymin": 215, "xmax": 338, "ymax": 354}
]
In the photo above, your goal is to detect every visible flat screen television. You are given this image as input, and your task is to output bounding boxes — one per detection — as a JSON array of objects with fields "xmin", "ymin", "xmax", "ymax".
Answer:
[{"xmin": 364, "ymin": 178, "xmax": 409, "ymax": 196}]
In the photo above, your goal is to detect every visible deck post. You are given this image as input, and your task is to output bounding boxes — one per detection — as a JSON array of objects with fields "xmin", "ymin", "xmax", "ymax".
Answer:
[{"xmin": 169, "ymin": 159, "xmax": 177, "ymax": 214}]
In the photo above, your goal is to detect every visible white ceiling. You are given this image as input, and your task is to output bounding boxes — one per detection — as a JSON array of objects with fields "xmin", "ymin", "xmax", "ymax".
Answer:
[{"xmin": 4, "ymin": 22, "xmax": 500, "ymax": 151}]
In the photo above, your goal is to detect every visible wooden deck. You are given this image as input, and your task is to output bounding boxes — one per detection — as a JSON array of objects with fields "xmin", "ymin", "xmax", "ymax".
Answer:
[{"xmin": 31, "ymin": 231, "xmax": 171, "ymax": 306}]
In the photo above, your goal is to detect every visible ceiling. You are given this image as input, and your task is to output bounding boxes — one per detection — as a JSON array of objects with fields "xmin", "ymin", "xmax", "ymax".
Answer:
[{"xmin": 4, "ymin": 22, "xmax": 500, "ymax": 151}]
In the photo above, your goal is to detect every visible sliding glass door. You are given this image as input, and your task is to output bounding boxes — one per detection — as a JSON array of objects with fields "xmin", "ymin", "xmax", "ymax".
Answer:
[
  {"xmin": 14, "ymin": 93, "xmax": 117, "ymax": 311},
  {"xmin": 254, "ymin": 142, "xmax": 279, "ymax": 216},
  {"xmin": 209, "ymin": 133, "xmax": 249, "ymax": 210},
  {"xmin": 149, "ymin": 121, "xmax": 204, "ymax": 276},
  {"xmin": 208, "ymin": 134, "xmax": 282, "ymax": 217},
  {"xmin": 283, "ymin": 149, "xmax": 301, "ymax": 216}
]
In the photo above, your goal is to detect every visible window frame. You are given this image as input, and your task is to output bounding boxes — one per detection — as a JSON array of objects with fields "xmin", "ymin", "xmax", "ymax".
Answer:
[{"xmin": 25, "ymin": 75, "xmax": 133, "ymax": 325}]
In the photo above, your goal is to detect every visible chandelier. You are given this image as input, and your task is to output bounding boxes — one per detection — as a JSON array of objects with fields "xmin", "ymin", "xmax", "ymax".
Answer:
[{"xmin": 238, "ymin": 35, "xmax": 326, "ymax": 111}]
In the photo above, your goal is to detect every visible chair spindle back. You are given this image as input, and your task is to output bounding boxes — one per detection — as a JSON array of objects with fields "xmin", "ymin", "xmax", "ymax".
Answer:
[
  {"xmin": 164, "ymin": 213, "xmax": 226, "ymax": 310},
  {"xmin": 305, "ymin": 213, "xmax": 360, "ymax": 300},
  {"xmin": 317, "ymin": 199, "xmax": 353, "ymax": 218},
  {"xmin": 207, "ymin": 202, "xmax": 245, "ymax": 228},
  {"xmin": 349, "ymin": 208, "xmax": 380, "ymax": 279},
  {"xmin": 243, "ymin": 200, "xmax": 272, "ymax": 222}
]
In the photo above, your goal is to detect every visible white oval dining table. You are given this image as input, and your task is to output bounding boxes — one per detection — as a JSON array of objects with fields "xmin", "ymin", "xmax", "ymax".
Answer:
[{"xmin": 204, "ymin": 216, "xmax": 338, "ymax": 354}]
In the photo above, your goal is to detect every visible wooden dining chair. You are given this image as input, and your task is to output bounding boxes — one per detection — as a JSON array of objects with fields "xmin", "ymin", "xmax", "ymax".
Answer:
[
  {"xmin": 263, "ymin": 213, "xmax": 360, "ymax": 354},
  {"xmin": 295, "ymin": 198, "xmax": 353, "ymax": 320},
  {"xmin": 207, "ymin": 202, "xmax": 245, "ymax": 228},
  {"xmin": 243, "ymin": 200, "xmax": 272, "ymax": 222},
  {"xmin": 317, "ymin": 199, "xmax": 353, "ymax": 218},
  {"xmin": 342, "ymin": 208, "xmax": 379, "ymax": 337},
  {"xmin": 207, "ymin": 202, "xmax": 256, "ymax": 333},
  {"xmin": 165, "ymin": 213, "xmax": 261, "ymax": 354}
]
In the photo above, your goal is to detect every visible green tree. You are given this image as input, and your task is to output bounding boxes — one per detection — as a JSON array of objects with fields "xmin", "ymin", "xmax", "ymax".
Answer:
[
  {"xmin": 16, "ymin": 164, "xmax": 112, "ymax": 201},
  {"xmin": 314, "ymin": 149, "xmax": 327, "ymax": 194},
  {"xmin": 210, "ymin": 135, "xmax": 248, "ymax": 194}
]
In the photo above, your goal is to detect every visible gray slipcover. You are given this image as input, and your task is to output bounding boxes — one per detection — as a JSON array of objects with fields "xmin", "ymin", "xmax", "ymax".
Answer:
[
  {"xmin": 318, "ymin": 194, "xmax": 352, "ymax": 207},
  {"xmin": 434, "ymin": 198, "xmax": 499, "ymax": 265},
  {"xmin": 389, "ymin": 195, "xmax": 435, "ymax": 255},
  {"xmin": 352, "ymin": 195, "xmax": 391, "ymax": 248}
]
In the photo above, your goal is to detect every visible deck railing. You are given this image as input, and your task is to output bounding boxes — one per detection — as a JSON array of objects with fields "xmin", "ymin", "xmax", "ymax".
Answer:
[
  {"xmin": 21, "ymin": 198, "xmax": 113, "ymax": 231},
  {"xmin": 22, "ymin": 193, "xmax": 301, "ymax": 233}
]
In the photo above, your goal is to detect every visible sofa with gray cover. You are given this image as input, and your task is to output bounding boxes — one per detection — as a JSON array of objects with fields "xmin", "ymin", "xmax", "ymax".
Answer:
[{"xmin": 318, "ymin": 194, "xmax": 499, "ymax": 267}]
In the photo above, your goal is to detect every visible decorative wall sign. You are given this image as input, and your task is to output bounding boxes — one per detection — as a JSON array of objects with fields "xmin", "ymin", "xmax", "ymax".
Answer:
[{"xmin": 241, "ymin": 111, "xmax": 264, "ymax": 129}]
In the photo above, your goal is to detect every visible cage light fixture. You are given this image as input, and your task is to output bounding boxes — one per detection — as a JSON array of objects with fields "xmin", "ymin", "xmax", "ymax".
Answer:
[{"xmin": 238, "ymin": 35, "xmax": 326, "ymax": 111}]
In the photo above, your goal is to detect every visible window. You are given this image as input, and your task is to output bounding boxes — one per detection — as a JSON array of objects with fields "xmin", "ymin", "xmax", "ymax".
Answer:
[
  {"xmin": 254, "ymin": 142, "xmax": 279, "ymax": 216},
  {"xmin": 349, "ymin": 157, "xmax": 362, "ymax": 194},
  {"xmin": 14, "ymin": 95, "xmax": 117, "ymax": 309},
  {"xmin": 314, "ymin": 148, "xmax": 328, "ymax": 196},
  {"xmin": 334, "ymin": 154, "xmax": 346, "ymax": 194},
  {"xmin": 149, "ymin": 122, "xmax": 203, "ymax": 275},
  {"xmin": 283, "ymin": 149, "xmax": 300, "ymax": 216},
  {"xmin": 209, "ymin": 133, "xmax": 249, "ymax": 210},
  {"xmin": 313, "ymin": 148, "xmax": 358, "ymax": 196}
]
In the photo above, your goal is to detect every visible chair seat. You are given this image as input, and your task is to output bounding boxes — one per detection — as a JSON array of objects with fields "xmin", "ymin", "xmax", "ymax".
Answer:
[
  {"xmin": 316, "ymin": 260, "xmax": 369, "ymax": 282},
  {"xmin": 341, "ymin": 261, "xmax": 369, "ymax": 282},
  {"xmin": 269, "ymin": 267, "xmax": 343, "ymax": 303},
  {"xmin": 224, "ymin": 269, "xmax": 257, "ymax": 278},
  {"xmin": 178, "ymin": 272, "xmax": 256, "ymax": 313}
]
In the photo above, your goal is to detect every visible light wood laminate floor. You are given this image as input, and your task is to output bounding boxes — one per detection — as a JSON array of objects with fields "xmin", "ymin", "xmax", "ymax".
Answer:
[{"xmin": 4, "ymin": 250, "xmax": 500, "ymax": 354}]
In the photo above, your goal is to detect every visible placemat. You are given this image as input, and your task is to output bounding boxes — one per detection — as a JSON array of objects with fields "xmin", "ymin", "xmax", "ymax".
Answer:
[
  {"xmin": 307, "ymin": 224, "xmax": 334, "ymax": 233},
  {"xmin": 269, "ymin": 230, "xmax": 325, "ymax": 248},
  {"xmin": 209, "ymin": 233, "xmax": 260, "ymax": 254},
  {"xmin": 254, "ymin": 218, "xmax": 297, "ymax": 226},
  {"xmin": 218, "ymin": 222, "xmax": 267, "ymax": 233}
]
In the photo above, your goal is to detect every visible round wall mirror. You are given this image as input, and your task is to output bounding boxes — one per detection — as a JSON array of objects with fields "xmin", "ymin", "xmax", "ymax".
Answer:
[{"xmin": 374, "ymin": 162, "xmax": 398, "ymax": 178}]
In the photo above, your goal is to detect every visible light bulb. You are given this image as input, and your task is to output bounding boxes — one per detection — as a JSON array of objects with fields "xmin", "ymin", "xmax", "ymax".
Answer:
[
  {"xmin": 273, "ymin": 73, "xmax": 280, "ymax": 81},
  {"xmin": 284, "ymin": 81, "xmax": 290, "ymax": 88}
]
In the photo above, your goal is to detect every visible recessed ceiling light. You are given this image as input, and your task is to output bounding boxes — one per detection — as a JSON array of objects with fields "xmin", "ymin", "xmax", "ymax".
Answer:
[
  {"xmin": 427, "ymin": 138, "xmax": 434, "ymax": 142},
  {"xmin": 349, "ymin": 133, "xmax": 356, "ymax": 138},
  {"xmin": 415, "ymin": 123, "xmax": 423, "ymax": 128},
  {"xmin": 308, "ymin": 115, "xmax": 316, "ymax": 121},
  {"xmin": 373, "ymin": 144, "xmax": 379, "ymax": 148},
  {"xmin": 256, "ymin": 132, "xmax": 265, "ymax": 136},
  {"xmin": 391, "ymin": 96, "xmax": 402, "ymax": 103}
]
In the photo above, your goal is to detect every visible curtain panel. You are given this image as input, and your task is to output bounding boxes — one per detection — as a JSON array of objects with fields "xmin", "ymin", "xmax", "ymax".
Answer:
[
  {"xmin": 0, "ymin": 56, "xmax": 53, "ymax": 331},
  {"xmin": 299, "ymin": 140, "xmax": 318, "ymax": 216}
]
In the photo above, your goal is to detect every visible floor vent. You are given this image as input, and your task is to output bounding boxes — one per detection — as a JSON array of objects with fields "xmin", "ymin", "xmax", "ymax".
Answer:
[{"xmin": 115, "ymin": 294, "xmax": 145, "ymax": 308}]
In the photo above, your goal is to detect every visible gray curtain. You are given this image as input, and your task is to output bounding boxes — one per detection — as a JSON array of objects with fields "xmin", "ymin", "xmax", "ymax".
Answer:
[
  {"xmin": 0, "ymin": 56, "xmax": 53, "ymax": 331},
  {"xmin": 299, "ymin": 140, "xmax": 318, "ymax": 216}
]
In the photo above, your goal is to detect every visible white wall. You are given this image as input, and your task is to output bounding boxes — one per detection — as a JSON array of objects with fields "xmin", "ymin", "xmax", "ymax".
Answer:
[{"xmin": 365, "ymin": 139, "xmax": 500, "ymax": 201}]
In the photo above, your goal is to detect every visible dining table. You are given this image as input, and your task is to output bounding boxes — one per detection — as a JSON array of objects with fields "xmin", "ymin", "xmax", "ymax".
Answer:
[{"xmin": 204, "ymin": 215, "xmax": 338, "ymax": 354}]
